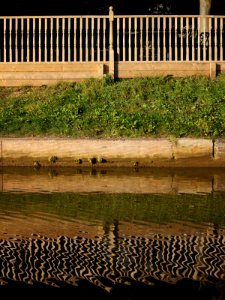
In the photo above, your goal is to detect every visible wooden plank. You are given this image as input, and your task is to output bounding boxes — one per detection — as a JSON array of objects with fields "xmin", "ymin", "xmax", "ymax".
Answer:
[
  {"xmin": 116, "ymin": 61, "xmax": 222, "ymax": 78},
  {"xmin": 0, "ymin": 72, "xmax": 98, "ymax": 80},
  {"xmin": 0, "ymin": 79, "xmax": 86, "ymax": 86},
  {"xmin": 117, "ymin": 71, "xmax": 210, "ymax": 78},
  {"xmin": 0, "ymin": 62, "xmax": 104, "ymax": 85},
  {"xmin": 0, "ymin": 62, "xmax": 101, "ymax": 72},
  {"xmin": 118, "ymin": 62, "xmax": 211, "ymax": 71}
]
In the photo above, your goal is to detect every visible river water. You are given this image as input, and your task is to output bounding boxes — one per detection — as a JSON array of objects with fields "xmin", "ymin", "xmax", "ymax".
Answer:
[{"xmin": 0, "ymin": 167, "xmax": 225, "ymax": 299}]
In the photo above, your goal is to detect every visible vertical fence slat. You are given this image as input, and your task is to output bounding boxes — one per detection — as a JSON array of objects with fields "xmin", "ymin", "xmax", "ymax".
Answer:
[
  {"xmin": 180, "ymin": 17, "xmax": 184, "ymax": 61},
  {"xmin": 163, "ymin": 17, "xmax": 166, "ymax": 60},
  {"xmin": 146, "ymin": 17, "xmax": 149, "ymax": 61},
  {"xmin": 62, "ymin": 18, "xmax": 65, "ymax": 62},
  {"xmin": 168, "ymin": 17, "xmax": 172, "ymax": 60},
  {"xmin": 208, "ymin": 17, "xmax": 212, "ymax": 61},
  {"xmin": 197, "ymin": 17, "xmax": 201, "ymax": 61},
  {"xmin": 9, "ymin": 18, "xmax": 12, "ymax": 62},
  {"xmin": 50, "ymin": 18, "xmax": 53, "ymax": 62},
  {"xmin": 56, "ymin": 18, "xmax": 59, "ymax": 62},
  {"xmin": 27, "ymin": 19, "xmax": 30, "ymax": 62},
  {"xmin": 85, "ymin": 17, "xmax": 88, "ymax": 62},
  {"xmin": 44, "ymin": 18, "xmax": 47, "ymax": 62},
  {"xmin": 174, "ymin": 17, "xmax": 177, "ymax": 61},
  {"xmin": 116, "ymin": 18, "xmax": 120, "ymax": 61},
  {"xmin": 191, "ymin": 17, "xmax": 195, "ymax": 60},
  {"xmin": 103, "ymin": 17, "xmax": 106, "ymax": 61},
  {"xmin": 220, "ymin": 17, "xmax": 223, "ymax": 60},
  {"xmin": 122, "ymin": 18, "xmax": 125, "ymax": 61},
  {"xmin": 79, "ymin": 17, "xmax": 83, "ymax": 62},
  {"xmin": 15, "ymin": 18, "xmax": 18, "ymax": 62},
  {"xmin": 97, "ymin": 17, "xmax": 100, "ymax": 61},
  {"xmin": 203, "ymin": 17, "xmax": 206, "ymax": 61},
  {"xmin": 91, "ymin": 17, "xmax": 94, "ymax": 61},
  {"xmin": 21, "ymin": 18, "xmax": 24, "ymax": 62},
  {"xmin": 151, "ymin": 17, "xmax": 155, "ymax": 61},
  {"xmin": 33, "ymin": 18, "xmax": 35, "ymax": 62},
  {"xmin": 140, "ymin": 17, "xmax": 143, "ymax": 61},
  {"xmin": 185, "ymin": 17, "xmax": 189, "ymax": 61},
  {"xmin": 214, "ymin": 17, "xmax": 217, "ymax": 61},
  {"xmin": 74, "ymin": 17, "xmax": 77, "ymax": 61},
  {"xmin": 157, "ymin": 17, "xmax": 160, "ymax": 61},
  {"xmin": 38, "ymin": 18, "xmax": 41, "ymax": 62},
  {"xmin": 68, "ymin": 18, "xmax": 71, "ymax": 62},
  {"xmin": 128, "ymin": 17, "xmax": 131, "ymax": 61},
  {"xmin": 3, "ymin": 19, "xmax": 6, "ymax": 62},
  {"xmin": 134, "ymin": 17, "xmax": 137, "ymax": 61}
]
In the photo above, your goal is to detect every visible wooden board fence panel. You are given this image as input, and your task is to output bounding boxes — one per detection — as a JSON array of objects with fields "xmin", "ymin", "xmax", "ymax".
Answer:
[
  {"xmin": 115, "ymin": 61, "xmax": 224, "ymax": 78},
  {"xmin": 0, "ymin": 62, "xmax": 104, "ymax": 86}
]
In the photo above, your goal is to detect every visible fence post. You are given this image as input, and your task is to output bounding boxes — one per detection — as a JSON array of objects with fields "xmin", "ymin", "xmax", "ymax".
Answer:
[
  {"xmin": 109, "ymin": 6, "xmax": 114, "ymax": 78},
  {"xmin": 209, "ymin": 62, "xmax": 216, "ymax": 79}
]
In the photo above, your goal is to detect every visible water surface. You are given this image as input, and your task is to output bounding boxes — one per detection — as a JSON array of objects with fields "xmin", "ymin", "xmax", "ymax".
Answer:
[{"xmin": 0, "ymin": 167, "xmax": 225, "ymax": 299}]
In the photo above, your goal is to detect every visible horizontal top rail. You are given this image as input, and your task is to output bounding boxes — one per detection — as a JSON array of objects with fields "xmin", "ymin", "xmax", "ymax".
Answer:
[
  {"xmin": 0, "ymin": 15, "xmax": 110, "ymax": 20},
  {"xmin": 1, "ymin": 14, "xmax": 225, "ymax": 18},
  {"xmin": 114, "ymin": 14, "xmax": 225, "ymax": 18}
]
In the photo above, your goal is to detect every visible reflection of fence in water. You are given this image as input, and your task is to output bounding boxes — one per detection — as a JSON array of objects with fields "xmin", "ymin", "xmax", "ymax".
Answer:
[
  {"xmin": 0, "ymin": 13, "xmax": 224, "ymax": 62},
  {"xmin": 0, "ymin": 233, "xmax": 224, "ymax": 290}
]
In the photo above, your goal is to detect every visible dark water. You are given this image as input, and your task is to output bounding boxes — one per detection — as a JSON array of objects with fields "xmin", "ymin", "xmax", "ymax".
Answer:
[{"xmin": 0, "ymin": 167, "xmax": 225, "ymax": 299}]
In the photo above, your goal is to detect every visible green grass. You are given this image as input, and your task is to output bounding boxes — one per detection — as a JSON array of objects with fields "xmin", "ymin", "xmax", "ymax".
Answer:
[{"xmin": 1, "ymin": 74, "xmax": 225, "ymax": 138}]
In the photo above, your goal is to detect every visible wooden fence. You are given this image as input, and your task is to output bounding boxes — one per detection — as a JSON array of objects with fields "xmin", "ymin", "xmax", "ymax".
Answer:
[{"xmin": 0, "ymin": 7, "xmax": 224, "ymax": 85}]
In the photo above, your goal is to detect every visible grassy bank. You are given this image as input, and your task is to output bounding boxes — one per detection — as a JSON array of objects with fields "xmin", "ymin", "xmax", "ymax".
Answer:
[{"xmin": 0, "ymin": 75, "xmax": 225, "ymax": 138}]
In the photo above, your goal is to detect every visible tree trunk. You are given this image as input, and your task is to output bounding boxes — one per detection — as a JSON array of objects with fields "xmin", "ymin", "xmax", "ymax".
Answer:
[
  {"xmin": 199, "ymin": 0, "xmax": 212, "ymax": 34},
  {"xmin": 199, "ymin": 0, "xmax": 212, "ymax": 15}
]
